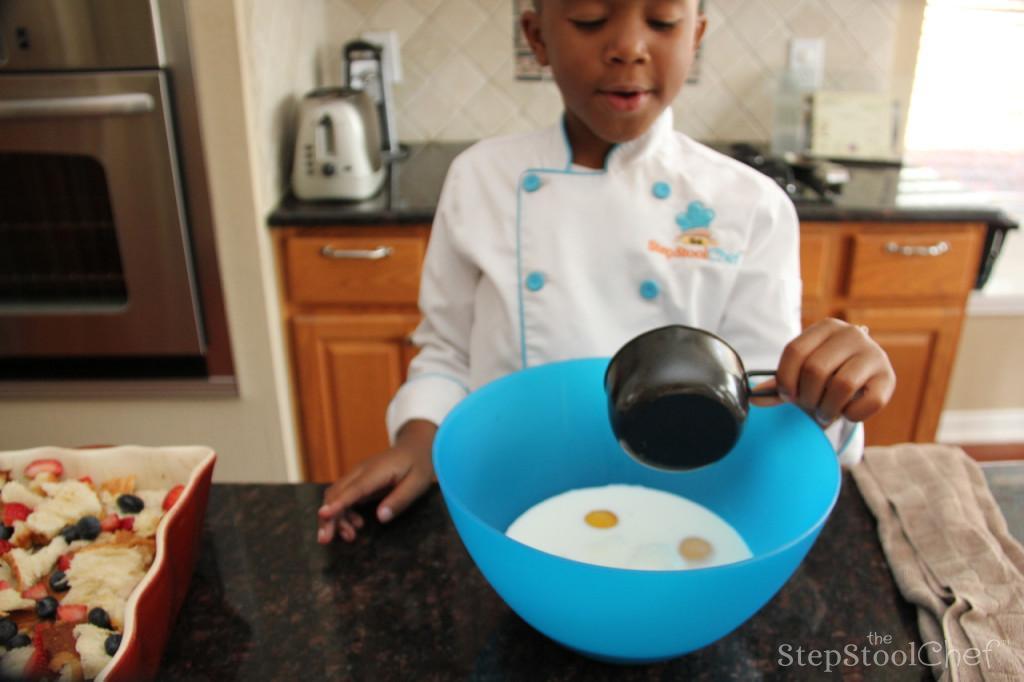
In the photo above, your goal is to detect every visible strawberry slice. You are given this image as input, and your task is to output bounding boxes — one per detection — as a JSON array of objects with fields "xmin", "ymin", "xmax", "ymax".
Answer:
[
  {"xmin": 78, "ymin": 475, "xmax": 94, "ymax": 486},
  {"xmin": 119, "ymin": 516, "xmax": 135, "ymax": 531},
  {"xmin": 25, "ymin": 625, "xmax": 49, "ymax": 679},
  {"xmin": 3, "ymin": 502, "xmax": 31, "ymax": 527},
  {"xmin": 0, "ymin": 580, "xmax": 9, "ymax": 590},
  {"xmin": 56, "ymin": 604, "xmax": 87, "ymax": 624},
  {"xmin": 57, "ymin": 553, "xmax": 73, "ymax": 572},
  {"xmin": 24, "ymin": 459, "xmax": 63, "ymax": 479},
  {"xmin": 22, "ymin": 581, "xmax": 48, "ymax": 600},
  {"xmin": 163, "ymin": 484, "xmax": 185, "ymax": 511},
  {"xmin": 100, "ymin": 514, "xmax": 121, "ymax": 532},
  {"xmin": 0, "ymin": 540, "xmax": 11, "ymax": 556}
]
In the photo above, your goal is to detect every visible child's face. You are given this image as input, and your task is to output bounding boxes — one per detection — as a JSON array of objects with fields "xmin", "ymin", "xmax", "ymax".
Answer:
[{"xmin": 522, "ymin": 0, "xmax": 706, "ymax": 166}]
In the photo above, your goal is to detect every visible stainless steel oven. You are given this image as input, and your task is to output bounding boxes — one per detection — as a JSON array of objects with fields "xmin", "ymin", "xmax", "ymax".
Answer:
[{"xmin": 0, "ymin": 0, "xmax": 232, "ymax": 381}]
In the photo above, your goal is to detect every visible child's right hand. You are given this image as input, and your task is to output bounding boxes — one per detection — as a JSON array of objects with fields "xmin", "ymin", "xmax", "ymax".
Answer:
[{"xmin": 316, "ymin": 420, "xmax": 437, "ymax": 544}]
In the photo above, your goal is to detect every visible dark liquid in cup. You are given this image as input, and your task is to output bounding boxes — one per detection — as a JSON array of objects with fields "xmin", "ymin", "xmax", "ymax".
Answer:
[{"xmin": 612, "ymin": 392, "xmax": 739, "ymax": 470}]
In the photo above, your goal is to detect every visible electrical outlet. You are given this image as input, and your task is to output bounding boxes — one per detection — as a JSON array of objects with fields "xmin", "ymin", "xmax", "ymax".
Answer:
[
  {"xmin": 362, "ymin": 30, "xmax": 402, "ymax": 84},
  {"xmin": 788, "ymin": 38, "xmax": 825, "ymax": 91}
]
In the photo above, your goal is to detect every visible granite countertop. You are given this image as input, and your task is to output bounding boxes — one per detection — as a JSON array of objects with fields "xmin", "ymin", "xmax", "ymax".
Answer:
[
  {"xmin": 269, "ymin": 143, "xmax": 465, "ymax": 226},
  {"xmin": 156, "ymin": 472, "xmax": 935, "ymax": 681},
  {"xmin": 268, "ymin": 142, "xmax": 1019, "ymax": 234},
  {"xmin": 981, "ymin": 460, "xmax": 1024, "ymax": 543}
]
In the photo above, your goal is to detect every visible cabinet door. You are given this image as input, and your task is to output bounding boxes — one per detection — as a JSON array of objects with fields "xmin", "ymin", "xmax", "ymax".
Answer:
[
  {"xmin": 845, "ymin": 307, "xmax": 964, "ymax": 445},
  {"xmin": 800, "ymin": 231, "xmax": 840, "ymax": 302},
  {"xmin": 291, "ymin": 313, "xmax": 420, "ymax": 482}
]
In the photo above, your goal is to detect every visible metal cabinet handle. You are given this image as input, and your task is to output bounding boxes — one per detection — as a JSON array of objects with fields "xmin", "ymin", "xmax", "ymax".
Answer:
[
  {"xmin": 884, "ymin": 241, "xmax": 950, "ymax": 257},
  {"xmin": 319, "ymin": 245, "xmax": 393, "ymax": 260},
  {"xmin": 0, "ymin": 93, "xmax": 155, "ymax": 119}
]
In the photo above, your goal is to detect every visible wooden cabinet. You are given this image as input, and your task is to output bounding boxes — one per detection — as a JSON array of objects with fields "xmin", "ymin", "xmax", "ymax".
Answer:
[
  {"xmin": 277, "ymin": 220, "xmax": 986, "ymax": 480},
  {"xmin": 274, "ymin": 226, "xmax": 428, "ymax": 482},
  {"xmin": 282, "ymin": 234, "xmax": 425, "ymax": 305},
  {"xmin": 800, "ymin": 222, "xmax": 986, "ymax": 446},
  {"xmin": 291, "ymin": 313, "xmax": 420, "ymax": 482}
]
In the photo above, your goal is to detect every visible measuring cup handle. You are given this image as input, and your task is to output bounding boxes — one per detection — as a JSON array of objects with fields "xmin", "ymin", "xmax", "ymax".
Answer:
[{"xmin": 747, "ymin": 370, "xmax": 778, "ymax": 398}]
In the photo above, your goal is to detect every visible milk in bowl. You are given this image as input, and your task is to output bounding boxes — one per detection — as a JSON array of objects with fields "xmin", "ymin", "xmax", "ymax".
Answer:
[{"xmin": 506, "ymin": 484, "xmax": 752, "ymax": 571}]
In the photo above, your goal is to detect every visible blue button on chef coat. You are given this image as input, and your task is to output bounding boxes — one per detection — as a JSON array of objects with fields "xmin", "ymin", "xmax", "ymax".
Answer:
[{"xmin": 522, "ymin": 174, "xmax": 542, "ymax": 193}]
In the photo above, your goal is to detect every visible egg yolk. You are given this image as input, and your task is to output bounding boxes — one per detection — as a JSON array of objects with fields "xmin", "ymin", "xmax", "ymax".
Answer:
[
  {"xmin": 678, "ymin": 536, "xmax": 713, "ymax": 561},
  {"xmin": 584, "ymin": 510, "xmax": 618, "ymax": 528}
]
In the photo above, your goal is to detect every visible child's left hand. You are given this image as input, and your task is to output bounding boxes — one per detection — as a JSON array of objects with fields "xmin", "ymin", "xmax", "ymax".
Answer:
[{"xmin": 752, "ymin": 318, "xmax": 896, "ymax": 426}]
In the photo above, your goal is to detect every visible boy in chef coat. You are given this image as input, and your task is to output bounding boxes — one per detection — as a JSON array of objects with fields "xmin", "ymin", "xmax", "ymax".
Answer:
[{"xmin": 317, "ymin": 0, "xmax": 896, "ymax": 544}]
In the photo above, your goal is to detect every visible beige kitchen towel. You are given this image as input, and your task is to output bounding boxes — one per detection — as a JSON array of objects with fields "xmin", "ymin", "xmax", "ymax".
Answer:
[{"xmin": 851, "ymin": 444, "xmax": 1024, "ymax": 681}]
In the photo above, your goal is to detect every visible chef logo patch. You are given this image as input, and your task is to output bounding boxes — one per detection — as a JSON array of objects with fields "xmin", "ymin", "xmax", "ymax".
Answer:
[{"xmin": 648, "ymin": 200, "xmax": 741, "ymax": 264}]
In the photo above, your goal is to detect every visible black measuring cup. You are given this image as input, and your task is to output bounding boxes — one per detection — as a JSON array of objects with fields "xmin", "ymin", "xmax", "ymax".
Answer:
[{"xmin": 604, "ymin": 325, "xmax": 778, "ymax": 471}]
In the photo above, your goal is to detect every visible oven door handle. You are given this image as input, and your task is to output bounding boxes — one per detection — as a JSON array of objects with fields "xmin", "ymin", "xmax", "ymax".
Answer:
[{"xmin": 0, "ymin": 93, "xmax": 155, "ymax": 120}]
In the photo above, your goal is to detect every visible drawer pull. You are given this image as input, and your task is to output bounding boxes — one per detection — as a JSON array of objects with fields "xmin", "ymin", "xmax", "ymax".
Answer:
[
  {"xmin": 884, "ymin": 241, "xmax": 950, "ymax": 257},
  {"xmin": 320, "ymin": 245, "xmax": 393, "ymax": 260}
]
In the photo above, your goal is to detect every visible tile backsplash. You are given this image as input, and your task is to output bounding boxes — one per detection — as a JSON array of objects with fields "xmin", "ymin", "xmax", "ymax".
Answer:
[
  {"xmin": 314, "ymin": 0, "xmax": 910, "ymax": 142},
  {"xmin": 243, "ymin": 0, "xmax": 919, "ymax": 203}
]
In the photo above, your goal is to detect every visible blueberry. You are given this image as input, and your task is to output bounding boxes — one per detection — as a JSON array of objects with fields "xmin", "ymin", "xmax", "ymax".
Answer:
[
  {"xmin": 0, "ymin": 618, "xmax": 16, "ymax": 644},
  {"xmin": 88, "ymin": 607, "xmax": 112, "ymax": 630},
  {"xmin": 0, "ymin": 525, "xmax": 12, "ymax": 540},
  {"xmin": 36, "ymin": 596, "xmax": 58, "ymax": 619},
  {"xmin": 59, "ymin": 524, "xmax": 81, "ymax": 542},
  {"xmin": 104, "ymin": 633, "xmax": 122, "ymax": 656},
  {"xmin": 7, "ymin": 633, "xmax": 30, "ymax": 648},
  {"xmin": 76, "ymin": 515, "xmax": 101, "ymax": 541},
  {"xmin": 49, "ymin": 570, "xmax": 69, "ymax": 592},
  {"xmin": 116, "ymin": 494, "xmax": 144, "ymax": 514}
]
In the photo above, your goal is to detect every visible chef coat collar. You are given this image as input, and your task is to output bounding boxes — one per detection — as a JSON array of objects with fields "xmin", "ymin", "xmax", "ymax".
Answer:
[{"xmin": 552, "ymin": 107, "xmax": 675, "ymax": 172}]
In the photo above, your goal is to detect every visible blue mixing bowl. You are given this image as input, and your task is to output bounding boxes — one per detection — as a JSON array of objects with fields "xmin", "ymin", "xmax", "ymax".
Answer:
[{"xmin": 433, "ymin": 358, "xmax": 841, "ymax": 663}]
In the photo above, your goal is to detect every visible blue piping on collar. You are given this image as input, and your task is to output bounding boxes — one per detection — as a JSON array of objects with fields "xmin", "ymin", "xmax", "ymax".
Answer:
[
  {"xmin": 516, "ymin": 163, "xmax": 609, "ymax": 369},
  {"xmin": 558, "ymin": 117, "xmax": 573, "ymax": 171},
  {"xmin": 517, "ymin": 110, "xmax": 669, "ymax": 370},
  {"xmin": 515, "ymin": 175, "xmax": 528, "ymax": 368},
  {"xmin": 558, "ymin": 114, "xmax": 618, "ymax": 172}
]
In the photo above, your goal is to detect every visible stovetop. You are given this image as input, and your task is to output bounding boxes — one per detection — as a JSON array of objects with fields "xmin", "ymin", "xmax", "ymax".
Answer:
[{"xmin": 726, "ymin": 143, "xmax": 837, "ymax": 204}]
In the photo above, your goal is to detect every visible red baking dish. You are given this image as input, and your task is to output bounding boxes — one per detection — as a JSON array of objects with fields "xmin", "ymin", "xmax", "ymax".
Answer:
[{"xmin": 0, "ymin": 445, "xmax": 216, "ymax": 681}]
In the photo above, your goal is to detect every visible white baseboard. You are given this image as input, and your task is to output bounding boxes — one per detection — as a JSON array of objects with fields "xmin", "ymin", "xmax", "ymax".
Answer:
[
  {"xmin": 967, "ymin": 291, "xmax": 1024, "ymax": 316},
  {"xmin": 937, "ymin": 409, "xmax": 1024, "ymax": 444}
]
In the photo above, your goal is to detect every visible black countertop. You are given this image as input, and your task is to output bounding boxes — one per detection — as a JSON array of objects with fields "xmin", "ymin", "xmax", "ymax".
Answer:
[
  {"xmin": 268, "ymin": 142, "xmax": 1018, "ymax": 233},
  {"xmin": 269, "ymin": 143, "xmax": 465, "ymax": 226},
  {"xmin": 156, "ymin": 473, "xmax": 935, "ymax": 681},
  {"xmin": 981, "ymin": 461, "xmax": 1024, "ymax": 543}
]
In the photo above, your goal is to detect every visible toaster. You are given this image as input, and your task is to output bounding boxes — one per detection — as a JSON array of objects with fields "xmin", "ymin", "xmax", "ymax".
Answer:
[{"xmin": 291, "ymin": 87, "xmax": 385, "ymax": 201}]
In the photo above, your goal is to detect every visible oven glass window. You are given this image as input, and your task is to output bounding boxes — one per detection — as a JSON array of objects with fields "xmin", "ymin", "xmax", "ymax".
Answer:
[{"xmin": 0, "ymin": 152, "xmax": 128, "ymax": 305}]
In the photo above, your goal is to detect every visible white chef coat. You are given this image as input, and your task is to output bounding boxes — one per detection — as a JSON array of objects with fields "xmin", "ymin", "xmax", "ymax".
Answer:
[{"xmin": 386, "ymin": 109, "xmax": 862, "ymax": 466}]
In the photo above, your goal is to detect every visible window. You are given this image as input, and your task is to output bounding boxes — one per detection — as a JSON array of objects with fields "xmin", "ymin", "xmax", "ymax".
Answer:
[{"xmin": 903, "ymin": 0, "xmax": 1024, "ymax": 297}]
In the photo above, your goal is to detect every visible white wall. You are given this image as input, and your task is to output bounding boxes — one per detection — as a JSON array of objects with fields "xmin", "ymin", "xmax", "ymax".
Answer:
[{"xmin": 238, "ymin": 0, "xmax": 327, "ymax": 215}]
